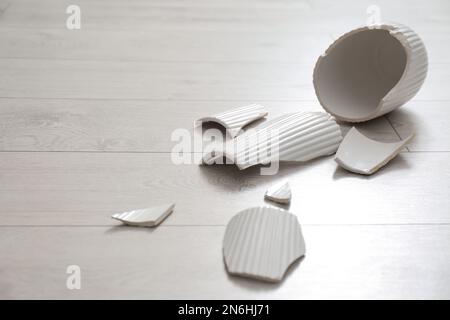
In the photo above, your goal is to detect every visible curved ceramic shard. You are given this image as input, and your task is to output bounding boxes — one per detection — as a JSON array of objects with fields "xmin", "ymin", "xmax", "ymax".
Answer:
[
  {"xmin": 335, "ymin": 127, "xmax": 413, "ymax": 175},
  {"xmin": 265, "ymin": 181, "xmax": 291, "ymax": 204},
  {"xmin": 112, "ymin": 203, "xmax": 175, "ymax": 227},
  {"xmin": 223, "ymin": 206, "xmax": 305, "ymax": 282},
  {"xmin": 203, "ymin": 112, "xmax": 343, "ymax": 169},
  {"xmin": 236, "ymin": 112, "xmax": 343, "ymax": 169},
  {"xmin": 196, "ymin": 104, "xmax": 268, "ymax": 138},
  {"xmin": 314, "ymin": 23, "xmax": 428, "ymax": 122}
]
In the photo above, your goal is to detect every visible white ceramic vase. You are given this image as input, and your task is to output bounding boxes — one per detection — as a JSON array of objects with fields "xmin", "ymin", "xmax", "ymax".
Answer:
[{"xmin": 313, "ymin": 23, "xmax": 428, "ymax": 122}]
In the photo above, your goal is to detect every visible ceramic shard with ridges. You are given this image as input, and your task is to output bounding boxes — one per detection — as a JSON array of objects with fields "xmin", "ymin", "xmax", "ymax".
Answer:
[
  {"xmin": 265, "ymin": 181, "xmax": 291, "ymax": 204},
  {"xmin": 313, "ymin": 23, "xmax": 428, "ymax": 122},
  {"xmin": 235, "ymin": 112, "xmax": 342, "ymax": 169},
  {"xmin": 196, "ymin": 104, "xmax": 268, "ymax": 138},
  {"xmin": 202, "ymin": 112, "xmax": 343, "ymax": 170},
  {"xmin": 382, "ymin": 23, "xmax": 428, "ymax": 114},
  {"xmin": 335, "ymin": 127, "xmax": 413, "ymax": 175},
  {"xmin": 223, "ymin": 206, "xmax": 305, "ymax": 282},
  {"xmin": 111, "ymin": 203, "xmax": 175, "ymax": 227}
]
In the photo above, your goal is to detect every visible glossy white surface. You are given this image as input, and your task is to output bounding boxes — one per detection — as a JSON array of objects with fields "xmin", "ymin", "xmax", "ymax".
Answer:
[
  {"xmin": 335, "ymin": 127, "xmax": 413, "ymax": 175},
  {"xmin": 264, "ymin": 181, "xmax": 291, "ymax": 204},
  {"xmin": 111, "ymin": 203, "xmax": 175, "ymax": 227},
  {"xmin": 196, "ymin": 104, "xmax": 268, "ymax": 138},
  {"xmin": 223, "ymin": 207, "xmax": 305, "ymax": 282},
  {"xmin": 203, "ymin": 112, "xmax": 343, "ymax": 169},
  {"xmin": 314, "ymin": 23, "xmax": 428, "ymax": 122}
]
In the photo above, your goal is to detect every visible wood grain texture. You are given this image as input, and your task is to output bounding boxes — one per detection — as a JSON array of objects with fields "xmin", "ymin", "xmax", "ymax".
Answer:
[
  {"xmin": 0, "ymin": 225, "xmax": 449, "ymax": 299},
  {"xmin": 0, "ymin": 152, "xmax": 449, "ymax": 226},
  {"xmin": 1, "ymin": 27, "xmax": 444, "ymax": 65},
  {"xmin": 1, "ymin": 0, "xmax": 449, "ymax": 33},
  {"xmin": 0, "ymin": 0, "xmax": 449, "ymax": 299},
  {"xmin": 0, "ymin": 99, "xmax": 398, "ymax": 152},
  {"xmin": 0, "ymin": 58, "xmax": 316, "ymax": 100},
  {"xmin": 0, "ymin": 28, "xmax": 332, "ymax": 63},
  {"xmin": 0, "ymin": 59, "xmax": 446, "ymax": 100},
  {"xmin": 387, "ymin": 101, "xmax": 450, "ymax": 152}
]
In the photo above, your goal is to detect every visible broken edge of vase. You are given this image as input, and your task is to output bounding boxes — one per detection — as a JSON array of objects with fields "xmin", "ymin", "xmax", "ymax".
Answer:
[
  {"xmin": 111, "ymin": 203, "xmax": 175, "ymax": 227},
  {"xmin": 313, "ymin": 23, "xmax": 428, "ymax": 122},
  {"xmin": 335, "ymin": 127, "xmax": 413, "ymax": 175},
  {"xmin": 265, "ymin": 181, "xmax": 292, "ymax": 204},
  {"xmin": 202, "ymin": 111, "xmax": 343, "ymax": 170},
  {"xmin": 196, "ymin": 104, "xmax": 268, "ymax": 138},
  {"xmin": 223, "ymin": 206, "xmax": 305, "ymax": 282}
]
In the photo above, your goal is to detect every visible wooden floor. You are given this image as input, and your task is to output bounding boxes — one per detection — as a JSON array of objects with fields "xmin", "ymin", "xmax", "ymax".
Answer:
[{"xmin": 0, "ymin": 0, "xmax": 449, "ymax": 299}]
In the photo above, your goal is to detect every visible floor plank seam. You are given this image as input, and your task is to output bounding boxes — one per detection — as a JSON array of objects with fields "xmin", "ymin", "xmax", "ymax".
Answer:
[
  {"xmin": 0, "ymin": 150, "xmax": 448, "ymax": 154},
  {"xmin": 0, "ymin": 97, "xmax": 448, "ymax": 102},
  {"xmin": 0, "ymin": 56, "xmax": 321, "ymax": 64},
  {"xmin": 1, "ymin": 223, "xmax": 449, "ymax": 228},
  {"xmin": 385, "ymin": 115, "xmax": 410, "ymax": 152}
]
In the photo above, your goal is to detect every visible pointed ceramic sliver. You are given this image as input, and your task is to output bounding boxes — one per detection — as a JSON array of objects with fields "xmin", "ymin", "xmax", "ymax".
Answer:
[
  {"xmin": 203, "ymin": 112, "xmax": 343, "ymax": 169},
  {"xmin": 196, "ymin": 104, "xmax": 268, "ymax": 138},
  {"xmin": 335, "ymin": 127, "xmax": 413, "ymax": 175},
  {"xmin": 111, "ymin": 203, "xmax": 175, "ymax": 227},
  {"xmin": 265, "ymin": 181, "xmax": 291, "ymax": 204},
  {"xmin": 223, "ymin": 207, "xmax": 305, "ymax": 282}
]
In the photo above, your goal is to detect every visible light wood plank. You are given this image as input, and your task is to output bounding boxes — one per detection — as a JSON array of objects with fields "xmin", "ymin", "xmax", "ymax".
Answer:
[
  {"xmin": 0, "ymin": 59, "xmax": 446, "ymax": 100},
  {"xmin": 0, "ymin": 225, "xmax": 449, "ymax": 299},
  {"xmin": 0, "ymin": 0, "xmax": 449, "ymax": 301},
  {"xmin": 0, "ymin": 59, "xmax": 316, "ymax": 100},
  {"xmin": 0, "ymin": 99, "xmax": 398, "ymax": 152},
  {"xmin": 1, "ymin": 152, "xmax": 449, "ymax": 226},
  {"xmin": 1, "ymin": 28, "xmax": 446, "ymax": 64},
  {"xmin": 0, "ymin": 28, "xmax": 332, "ymax": 64},
  {"xmin": 387, "ymin": 101, "xmax": 450, "ymax": 152},
  {"xmin": 1, "ymin": 0, "xmax": 448, "ymax": 33}
]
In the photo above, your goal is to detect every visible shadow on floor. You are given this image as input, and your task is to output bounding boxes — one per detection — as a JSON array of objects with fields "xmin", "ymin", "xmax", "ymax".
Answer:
[
  {"xmin": 197, "ymin": 156, "xmax": 330, "ymax": 192},
  {"xmin": 332, "ymin": 153, "xmax": 411, "ymax": 181},
  {"xmin": 223, "ymin": 256, "xmax": 305, "ymax": 292}
]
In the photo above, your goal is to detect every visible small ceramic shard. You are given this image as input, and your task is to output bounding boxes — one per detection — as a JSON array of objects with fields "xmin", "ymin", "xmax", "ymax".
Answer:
[
  {"xmin": 335, "ymin": 127, "xmax": 413, "ymax": 175},
  {"xmin": 265, "ymin": 181, "xmax": 291, "ymax": 204},
  {"xmin": 111, "ymin": 203, "xmax": 175, "ymax": 227},
  {"xmin": 196, "ymin": 104, "xmax": 268, "ymax": 138},
  {"xmin": 202, "ymin": 112, "xmax": 343, "ymax": 169},
  {"xmin": 223, "ymin": 207, "xmax": 305, "ymax": 282}
]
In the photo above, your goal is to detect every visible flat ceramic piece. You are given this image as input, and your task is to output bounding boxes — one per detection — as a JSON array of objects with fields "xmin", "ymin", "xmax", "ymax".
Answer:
[
  {"xmin": 265, "ymin": 181, "xmax": 291, "ymax": 204},
  {"xmin": 223, "ymin": 206, "xmax": 305, "ymax": 282},
  {"xmin": 196, "ymin": 104, "xmax": 268, "ymax": 138},
  {"xmin": 335, "ymin": 127, "xmax": 413, "ymax": 175},
  {"xmin": 111, "ymin": 203, "xmax": 175, "ymax": 227},
  {"xmin": 203, "ymin": 112, "xmax": 343, "ymax": 170},
  {"xmin": 314, "ymin": 23, "xmax": 428, "ymax": 122}
]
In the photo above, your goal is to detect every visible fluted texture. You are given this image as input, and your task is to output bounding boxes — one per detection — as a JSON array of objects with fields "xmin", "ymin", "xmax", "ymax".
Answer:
[
  {"xmin": 381, "ymin": 23, "xmax": 428, "ymax": 114},
  {"xmin": 264, "ymin": 181, "xmax": 291, "ymax": 204},
  {"xmin": 234, "ymin": 112, "xmax": 342, "ymax": 169},
  {"xmin": 196, "ymin": 104, "xmax": 268, "ymax": 138},
  {"xmin": 223, "ymin": 206, "xmax": 305, "ymax": 282},
  {"xmin": 313, "ymin": 23, "xmax": 428, "ymax": 122}
]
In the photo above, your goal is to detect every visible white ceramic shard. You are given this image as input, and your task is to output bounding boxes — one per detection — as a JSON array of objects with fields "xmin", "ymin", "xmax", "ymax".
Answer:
[
  {"xmin": 335, "ymin": 127, "xmax": 413, "ymax": 175},
  {"xmin": 203, "ymin": 112, "xmax": 343, "ymax": 170},
  {"xmin": 111, "ymin": 203, "xmax": 175, "ymax": 227},
  {"xmin": 265, "ymin": 181, "xmax": 291, "ymax": 204},
  {"xmin": 313, "ymin": 23, "xmax": 428, "ymax": 122},
  {"xmin": 223, "ymin": 206, "xmax": 305, "ymax": 282},
  {"xmin": 196, "ymin": 104, "xmax": 268, "ymax": 138}
]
